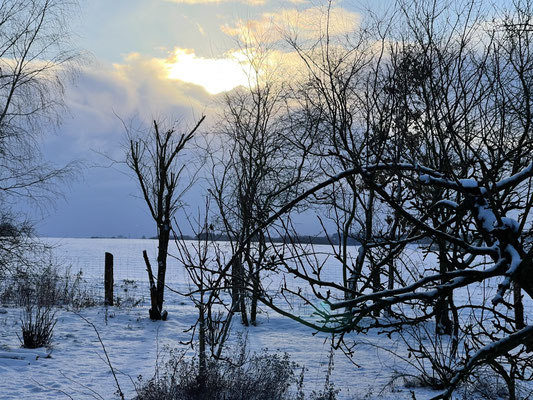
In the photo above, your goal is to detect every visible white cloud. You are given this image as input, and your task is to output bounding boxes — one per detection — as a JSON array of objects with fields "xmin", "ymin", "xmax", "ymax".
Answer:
[
  {"xmin": 196, "ymin": 22, "xmax": 207, "ymax": 36},
  {"xmin": 164, "ymin": 48, "xmax": 252, "ymax": 94},
  {"xmin": 57, "ymin": 53, "xmax": 221, "ymax": 162},
  {"xmin": 163, "ymin": 0, "xmax": 266, "ymax": 5},
  {"xmin": 221, "ymin": 6, "xmax": 361, "ymax": 44}
]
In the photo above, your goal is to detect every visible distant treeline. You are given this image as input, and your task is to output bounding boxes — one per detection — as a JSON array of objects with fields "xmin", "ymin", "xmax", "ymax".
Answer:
[
  {"xmin": 194, "ymin": 232, "xmax": 361, "ymax": 245},
  {"xmin": 90, "ymin": 233, "xmax": 358, "ymax": 245},
  {"xmin": 90, "ymin": 233, "xmax": 436, "ymax": 246}
]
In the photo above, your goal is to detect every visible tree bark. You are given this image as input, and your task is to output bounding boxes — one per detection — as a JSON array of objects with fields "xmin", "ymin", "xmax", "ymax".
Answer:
[
  {"xmin": 155, "ymin": 224, "xmax": 170, "ymax": 320},
  {"xmin": 513, "ymin": 283, "xmax": 525, "ymax": 330},
  {"xmin": 143, "ymin": 250, "xmax": 162, "ymax": 320},
  {"xmin": 435, "ymin": 240, "xmax": 453, "ymax": 335}
]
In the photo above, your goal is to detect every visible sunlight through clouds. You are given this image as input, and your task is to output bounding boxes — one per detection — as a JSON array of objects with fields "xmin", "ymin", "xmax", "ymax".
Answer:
[
  {"xmin": 163, "ymin": 0, "xmax": 266, "ymax": 5},
  {"xmin": 221, "ymin": 6, "xmax": 360, "ymax": 44},
  {"xmin": 165, "ymin": 48, "xmax": 252, "ymax": 94}
]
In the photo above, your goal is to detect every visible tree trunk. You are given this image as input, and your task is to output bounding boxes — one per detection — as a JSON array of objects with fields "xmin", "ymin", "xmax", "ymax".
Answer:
[
  {"xmin": 198, "ymin": 302, "xmax": 207, "ymax": 388},
  {"xmin": 250, "ymin": 267, "xmax": 259, "ymax": 325},
  {"xmin": 231, "ymin": 258, "xmax": 241, "ymax": 312},
  {"xmin": 155, "ymin": 224, "xmax": 170, "ymax": 320},
  {"xmin": 388, "ymin": 177, "xmax": 401, "ymax": 293},
  {"xmin": 239, "ymin": 278, "xmax": 249, "ymax": 326},
  {"xmin": 342, "ymin": 189, "xmax": 357, "ymax": 300},
  {"xmin": 233, "ymin": 254, "xmax": 248, "ymax": 326},
  {"xmin": 251, "ymin": 232, "xmax": 266, "ymax": 326},
  {"xmin": 238, "ymin": 234, "xmax": 250, "ymax": 326},
  {"xmin": 435, "ymin": 241, "xmax": 453, "ymax": 335},
  {"xmin": 514, "ymin": 283, "xmax": 525, "ymax": 330},
  {"xmin": 144, "ymin": 250, "xmax": 162, "ymax": 320},
  {"xmin": 365, "ymin": 189, "xmax": 380, "ymax": 317}
]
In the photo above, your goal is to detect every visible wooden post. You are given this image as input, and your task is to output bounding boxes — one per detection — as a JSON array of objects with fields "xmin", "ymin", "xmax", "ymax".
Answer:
[{"xmin": 104, "ymin": 252, "xmax": 114, "ymax": 306}]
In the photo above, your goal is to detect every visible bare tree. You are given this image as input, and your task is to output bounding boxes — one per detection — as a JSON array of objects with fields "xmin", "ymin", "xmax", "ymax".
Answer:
[
  {"xmin": 285, "ymin": 3, "xmax": 405, "ymax": 316},
  {"xmin": 209, "ymin": 41, "xmax": 315, "ymax": 326},
  {"xmin": 214, "ymin": 0, "xmax": 533, "ymax": 397},
  {"xmin": 0, "ymin": 0, "xmax": 78, "ymax": 199},
  {"xmin": 172, "ymin": 199, "xmax": 236, "ymax": 386},
  {"xmin": 126, "ymin": 116, "xmax": 205, "ymax": 320},
  {"xmin": 0, "ymin": 0, "xmax": 79, "ymax": 276}
]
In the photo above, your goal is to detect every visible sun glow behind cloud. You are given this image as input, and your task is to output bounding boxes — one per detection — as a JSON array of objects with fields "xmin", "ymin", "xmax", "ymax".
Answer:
[
  {"xmin": 165, "ymin": 48, "xmax": 252, "ymax": 94},
  {"xmin": 221, "ymin": 6, "xmax": 360, "ymax": 44}
]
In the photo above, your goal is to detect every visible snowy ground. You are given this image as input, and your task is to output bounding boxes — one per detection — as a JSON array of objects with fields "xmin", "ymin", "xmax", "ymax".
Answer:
[{"xmin": 0, "ymin": 238, "xmax": 530, "ymax": 399}]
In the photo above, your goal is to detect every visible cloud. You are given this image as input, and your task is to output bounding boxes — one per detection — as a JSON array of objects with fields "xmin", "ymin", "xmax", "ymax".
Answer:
[
  {"xmin": 221, "ymin": 6, "xmax": 360, "ymax": 44},
  {"xmin": 56, "ymin": 45, "xmax": 261, "ymax": 164},
  {"xmin": 163, "ymin": 0, "xmax": 266, "ymax": 5},
  {"xmin": 163, "ymin": 48, "xmax": 252, "ymax": 94},
  {"xmin": 52, "ymin": 52, "xmax": 220, "ymax": 164},
  {"xmin": 196, "ymin": 22, "xmax": 207, "ymax": 36},
  {"xmin": 37, "ymin": 51, "xmax": 223, "ymax": 237},
  {"xmin": 218, "ymin": 6, "xmax": 362, "ymax": 85}
]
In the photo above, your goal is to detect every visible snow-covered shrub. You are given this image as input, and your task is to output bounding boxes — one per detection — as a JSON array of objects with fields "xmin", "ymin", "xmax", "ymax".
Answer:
[
  {"xmin": 19, "ymin": 303, "xmax": 56, "ymax": 348},
  {"xmin": 134, "ymin": 344, "xmax": 301, "ymax": 400},
  {"xmin": 454, "ymin": 367, "xmax": 514, "ymax": 400},
  {"xmin": 393, "ymin": 322, "xmax": 461, "ymax": 390}
]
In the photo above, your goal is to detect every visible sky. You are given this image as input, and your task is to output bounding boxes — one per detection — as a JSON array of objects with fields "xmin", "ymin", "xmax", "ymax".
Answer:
[
  {"xmin": 29, "ymin": 0, "xmax": 515, "ymax": 238},
  {"xmin": 29, "ymin": 0, "xmax": 365, "ymax": 238},
  {"xmin": 32, "ymin": 0, "xmax": 512, "ymax": 238},
  {"xmin": 31, "ymin": 0, "xmax": 505, "ymax": 237}
]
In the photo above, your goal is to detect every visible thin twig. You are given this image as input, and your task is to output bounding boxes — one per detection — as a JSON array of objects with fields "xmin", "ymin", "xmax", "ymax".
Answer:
[
  {"xmin": 30, "ymin": 377, "xmax": 75, "ymax": 400},
  {"xmin": 75, "ymin": 313, "xmax": 125, "ymax": 400},
  {"xmin": 58, "ymin": 370, "xmax": 104, "ymax": 400}
]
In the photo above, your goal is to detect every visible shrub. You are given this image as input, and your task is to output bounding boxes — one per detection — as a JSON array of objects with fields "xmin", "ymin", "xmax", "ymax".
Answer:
[
  {"xmin": 19, "ymin": 303, "xmax": 56, "ymax": 348},
  {"xmin": 0, "ymin": 263, "xmax": 96, "ymax": 309},
  {"xmin": 5, "ymin": 262, "xmax": 96, "ymax": 349},
  {"xmin": 134, "ymin": 343, "xmax": 301, "ymax": 400}
]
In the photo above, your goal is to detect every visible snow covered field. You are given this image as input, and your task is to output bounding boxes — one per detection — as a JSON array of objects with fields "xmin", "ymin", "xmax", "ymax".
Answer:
[{"xmin": 0, "ymin": 238, "xmax": 530, "ymax": 399}]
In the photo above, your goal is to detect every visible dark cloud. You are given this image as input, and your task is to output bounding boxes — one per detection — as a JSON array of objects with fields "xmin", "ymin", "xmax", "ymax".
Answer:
[{"xmin": 34, "ymin": 56, "xmax": 218, "ymax": 238}]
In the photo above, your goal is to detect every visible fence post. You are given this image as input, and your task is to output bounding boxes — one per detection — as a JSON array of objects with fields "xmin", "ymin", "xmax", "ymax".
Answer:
[{"xmin": 105, "ymin": 252, "xmax": 114, "ymax": 306}]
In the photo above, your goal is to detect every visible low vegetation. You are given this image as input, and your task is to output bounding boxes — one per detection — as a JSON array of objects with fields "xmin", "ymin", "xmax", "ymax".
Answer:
[
  {"xmin": 19, "ymin": 303, "xmax": 56, "ymax": 348},
  {"xmin": 0, "ymin": 263, "xmax": 97, "ymax": 310},
  {"xmin": 1, "ymin": 261, "xmax": 98, "ymax": 349},
  {"xmin": 134, "ymin": 336, "xmax": 340, "ymax": 400}
]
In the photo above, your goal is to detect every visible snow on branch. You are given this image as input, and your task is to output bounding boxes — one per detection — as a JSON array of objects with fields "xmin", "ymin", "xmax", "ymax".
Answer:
[
  {"xmin": 330, "ymin": 263, "xmax": 505, "ymax": 312},
  {"xmin": 492, "ymin": 244, "xmax": 523, "ymax": 306},
  {"xmin": 434, "ymin": 199, "xmax": 459, "ymax": 209},
  {"xmin": 432, "ymin": 325, "xmax": 533, "ymax": 400},
  {"xmin": 494, "ymin": 161, "xmax": 533, "ymax": 191}
]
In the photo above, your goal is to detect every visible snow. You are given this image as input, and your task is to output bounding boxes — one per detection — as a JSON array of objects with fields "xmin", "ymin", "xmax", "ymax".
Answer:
[
  {"xmin": 0, "ymin": 300, "xmax": 412, "ymax": 399},
  {"xmin": 419, "ymin": 174, "xmax": 430, "ymax": 183},
  {"xmin": 504, "ymin": 244, "xmax": 522, "ymax": 275},
  {"xmin": 475, "ymin": 201, "xmax": 497, "ymax": 232},
  {"xmin": 459, "ymin": 178, "xmax": 478, "ymax": 188},
  {"xmin": 495, "ymin": 162, "xmax": 533, "ymax": 190},
  {"xmin": 501, "ymin": 217, "xmax": 520, "ymax": 233},
  {"xmin": 492, "ymin": 244, "xmax": 522, "ymax": 306},
  {"xmin": 435, "ymin": 199, "xmax": 459, "ymax": 209},
  {"xmin": 0, "ymin": 238, "xmax": 530, "ymax": 399}
]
